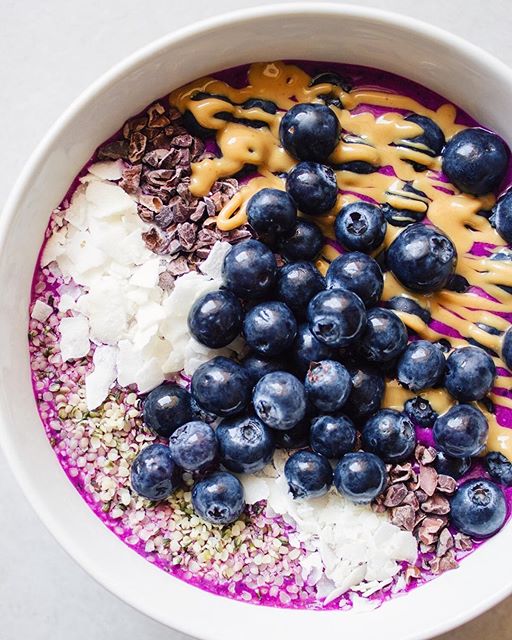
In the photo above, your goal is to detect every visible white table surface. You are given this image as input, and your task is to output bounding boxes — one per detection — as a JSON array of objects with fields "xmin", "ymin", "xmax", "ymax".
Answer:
[{"xmin": 2, "ymin": 1, "xmax": 512, "ymax": 638}]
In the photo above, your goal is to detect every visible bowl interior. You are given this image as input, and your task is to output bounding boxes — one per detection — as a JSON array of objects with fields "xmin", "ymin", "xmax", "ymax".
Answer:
[{"xmin": 2, "ymin": 5, "xmax": 512, "ymax": 640}]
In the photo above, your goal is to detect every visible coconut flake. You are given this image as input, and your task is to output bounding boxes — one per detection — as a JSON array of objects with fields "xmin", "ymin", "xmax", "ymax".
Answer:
[
  {"xmin": 77, "ymin": 282, "xmax": 131, "ymax": 345},
  {"xmin": 46, "ymin": 171, "xmax": 238, "ymax": 395},
  {"xmin": 41, "ymin": 227, "xmax": 68, "ymax": 266},
  {"xmin": 59, "ymin": 315, "xmax": 90, "ymax": 361},
  {"xmin": 85, "ymin": 345, "xmax": 118, "ymax": 410},
  {"xmin": 31, "ymin": 300, "xmax": 53, "ymax": 322},
  {"xmin": 129, "ymin": 258, "xmax": 161, "ymax": 288},
  {"xmin": 301, "ymin": 551, "xmax": 324, "ymax": 586},
  {"xmin": 260, "ymin": 451, "xmax": 418, "ymax": 604},
  {"xmin": 63, "ymin": 190, "xmax": 89, "ymax": 230},
  {"xmin": 88, "ymin": 160, "xmax": 124, "ymax": 181},
  {"xmin": 239, "ymin": 475, "xmax": 270, "ymax": 505},
  {"xmin": 198, "ymin": 241, "xmax": 232, "ymax": 279},
  {"xmin": 116, "ymin": 339, "xmax": 142, "ymax": 388},
  {"xmin": 135, "ymin": 357, "xmax": 166, "ymax": 394},
  {"xmin": 85, "ymin": 180, "xmax": 137, "ymax": 219}
]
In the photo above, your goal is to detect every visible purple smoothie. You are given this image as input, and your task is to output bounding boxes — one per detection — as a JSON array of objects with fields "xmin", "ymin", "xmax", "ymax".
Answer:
[{"xmin": 29, "ymin": 60, "xmax": 512, "ymax": 610}]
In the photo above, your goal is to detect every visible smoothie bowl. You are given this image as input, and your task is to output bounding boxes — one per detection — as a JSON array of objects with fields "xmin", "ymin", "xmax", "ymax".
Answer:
[{"xmin": 2, "ymin": 5, "xmax": 512, "ymax": 639}]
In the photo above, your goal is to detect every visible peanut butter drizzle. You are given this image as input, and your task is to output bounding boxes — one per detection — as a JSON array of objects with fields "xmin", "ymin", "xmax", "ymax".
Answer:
[{"xmin": 170, "ymin": 61, "xmax": 512, "ymax": 459}]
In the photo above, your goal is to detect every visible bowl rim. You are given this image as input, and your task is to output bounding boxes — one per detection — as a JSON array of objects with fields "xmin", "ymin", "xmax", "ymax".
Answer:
[{"xmin": 3, "ymin": 3, "xmax": 512, "ymax": 638}]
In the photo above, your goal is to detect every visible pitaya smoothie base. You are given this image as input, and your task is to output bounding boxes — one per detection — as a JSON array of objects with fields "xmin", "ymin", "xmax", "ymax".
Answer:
[{"xmin": 28, "ymin": 60, "xmax": 512, "ymax": 610}]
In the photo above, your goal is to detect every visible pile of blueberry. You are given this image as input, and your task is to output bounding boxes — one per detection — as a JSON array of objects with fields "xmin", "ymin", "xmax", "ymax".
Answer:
[{"xmin": 131, "ymin": 100, "xmax": 512, "ymax": 538}]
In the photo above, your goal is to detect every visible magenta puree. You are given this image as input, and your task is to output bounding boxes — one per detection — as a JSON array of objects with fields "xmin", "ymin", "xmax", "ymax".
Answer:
[{"xmin": 29, "ymin": 61, "xmax": 512, "ymax": 610}]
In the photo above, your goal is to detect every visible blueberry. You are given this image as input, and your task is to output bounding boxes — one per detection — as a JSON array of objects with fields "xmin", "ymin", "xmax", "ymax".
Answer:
[
  {"xmin": 405, "ymin": 114, "xmax": 445, "ymax": 154},
  {"xmin": 344, "ymin": 365, "xmax": 386, "ymax": 423},
  {"xmin": 217, "ymin": 414, "xmax": 274, "ymax": 474},
  {"xmin": 326, "ymin": 252, "xmax": 383, "ymax": 308},
  {"xmin": 359, "ymin": 308, "xmax": 408, "ymax": 363},
  {"xmin": 286, "ymin": 161, "xmax": 338, "ymax": 215},
  {"xmin": 310, "ymin": 414, "xmax": 356, "ymax": 459},
  {"xmin": 240, "ymin": 352, "xmax": 286, "ymax": 386},
  {"xmin": 192, "ymin": 471, "xmax": 245, "ymax": 525},
  {"xmin": 334, "ymin": 452, "xmax": 387, "ymax": 504},
  {"xmin": 188, "ymin": 290, "xmax": 242, "ymax": 349},
  {"xmin": 291, "ymin": 323, "xmax": 336, "ymax": 375},
  {"xmin": 310, "ymin": 71, "xmax": 352, "ymax": 92},
  {"xmin": 442, "ymin": 128, "xmax": 508, "ymax": 195},
  {"xmin": 444, "ymin": 346, "xmax": 496, "ymax": 401},
  {"xmin": 436, "ymin": 339, "xmax": 453, "ymax": 354},
  {"xmin": 490, "ymin": 190, "xmax": 512, "ymax": 243},
  {"xmin": 182, "ymin": 110, "xmax": 216, "ymax": 139},
  {"xmin": 434, "ymin": 452, "xmax": 472, "ymax": 479},
  {"xmin": 186, "ymin": 92, "xmax": 235, "ymax": 129},
  {"xmin": 399, "ymin": 114, "xmax": 445, "ymax": 170},
  {"xmin": 387, "ymin": 223, "xmax": 457, "ymax": 293},
  {"xmin": 284, "ymin": 450, "xmax": 332, "ymax": 499},
  {"xmin": 397, "ymin": 340, "xmax": 446, "ymax": 392},
  {"xmin": 334, "ymin": 202, "xmax": 386, "ymax": 252},
  {"xmin": 191, "ymin": 356, "xmax": 251, "ymax": 417},
  {"xmin": 474, "ymin": 322, "xmax": 502, "ymax": 337},
  {"xmin": 143, "ymin": 384, "xmax": 193, "ymax": 438},
  {"xmin": 246, "ymin": 188, "xmax": 297, "ymax": 240},
  {"xmin": 485, "ymin": 451, "xmax": 512, "ymax": 486},
  {"xmin": 131, "ymin": 444, "xmax": 178, "ymax": 501},
  {"xmin": 169, "ymin": 421, "xmax": 217, "ymax": 472},
  {"xmin": 433, "ymin": 404, "xmax": 488, "ymax": 457},
  {"xmin": 253, "ymin": 371, "xmax": 307, "ymax": 431},
  {"xmin": 361, "ymin": 409, "xmax": 416, "ymax": 464},
  {"xmin": 222, "ymin": 239, "xmax": 277, "ymax": 299},
  {"xmin": 404, "ymin": 396, "xmax": 438, "ymax": 428},
  {"xmin": 503, "ymin": 327, "xmax": 512, "ymax": 370},
  {"xmin": 489, "ymin": 250, "xmax": 512, "ymax": 295},
  {"xmin": 243, "ymin": 301, "xmax": 297, "ymax": 357},
  {"xmin": 381, "ymin": 202, "xmax": 426, "ymax": 227},
  {"xmin": 446, "ymin": 274, "xmax": 470, "ymax": 293},
  {"xmin": 335, "ymin": 160, "xmax": 377, "ymax": 174},
  {"xmin": 307, "ymin": 288, "xmax": 366, "ymax": 348},
  {"xmin": 278, "ymin": 219, "xmax": 324, "ymax": 261},
  {"xmin": 491, "ymin": 247, "xmax": 512, "ymax": 262},
  {"xmin": 310, "ymin": 72, "xmax": 352, "ymax": 106},
  {"xmin": 450, "ymin": 478, "xmax": 506, "ymax": 537},
  {"xmin": 489, "ymin": 248, "xmax": 512, "ymax": 295},
  {"xmin": 273, "ymin": 414, "xmax": 311, "ymax": 449},
  {"xmin": 276, "ymin": 261, "xmax": 325, "ymax": 318},
  {"xmin": 386, "ymin": 296, "xmax": 431, "ymax": 324},
  {"xmin": 242, "ymin": 98, "xmax": 277, "ymax": 114},
  {"xmin": 305, "ymin": 360, "xmax": 352, "ymax": 413},
  {"xmin": 191, "ymin": 91, "xmax": 232, "ymax": 103},
  {"xmin": 279, "ymin": 103, "xmax": 339, "ymax": 162},
  {"xmin": 239, "ymin": 99, "xmax": 276, "ymax": 124},
  {"xmin": 381, "ymin": 184, "xmax": 428, "ymax": 226}
]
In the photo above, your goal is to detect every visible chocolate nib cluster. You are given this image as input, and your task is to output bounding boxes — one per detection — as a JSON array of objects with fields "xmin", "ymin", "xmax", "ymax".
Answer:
[
  {"xmin": 97, "ymin": 101, "xmax": 253, "ymax": 288},
  {"xmin": 373, "ymin": 445, "xmax": 473, "ymax": 580}
]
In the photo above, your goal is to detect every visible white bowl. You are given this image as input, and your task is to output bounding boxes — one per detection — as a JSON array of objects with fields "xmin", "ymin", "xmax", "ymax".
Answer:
[{"xmin": 2, "ymin": 4, "xmax": 512, "ymax": 639}]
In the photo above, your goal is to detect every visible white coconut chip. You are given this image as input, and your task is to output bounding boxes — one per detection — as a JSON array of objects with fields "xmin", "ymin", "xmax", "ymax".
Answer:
[
  {"xmin": 41, "ymin": 227, "xmax": 68, "ymax": 266},
  {"xmin": 46, "ymin": 172, "xmax": 246, "ymax": 396},
  {"xmin": 238, "ymin": 475, "xmax": 270, "ymax": 505},
  {"xmin": 59, "ymin": 315, "xmax": 90, "ymax": 361},
  {"xmin": 129, "ymin": 258, "xmax": 162, "ymax": 288},
  {"xmin": 253, "ymin": 451, "xmax": 418, "ymax": 604},
  {"xmin": 31, "ymin": 299, "xmax": 53, "ymax": 322},
  {"xmin": 85, "ymin": 345, "xmax": 118, "ymax": 410},
  {"xmin": 300, "ymin": 551, "xmax": 324, "ymax": 586},
  {"xmin": 85, "ymin": 180, "xmax": 137, "ymax": 219},
  {"xmin": 88, "ymin": 160, "xmax": 124, "ymax": 181},
  {"xmin": 63, "ymin": 190, "xmax": 89, "ymax": 231},
  {"xmin": 198, "ymin": 241, "xmax": 232, "ymax": 279},
  {"xmin": 134, "ymin": 357, "xmax": 165, "ymax": 394}
]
